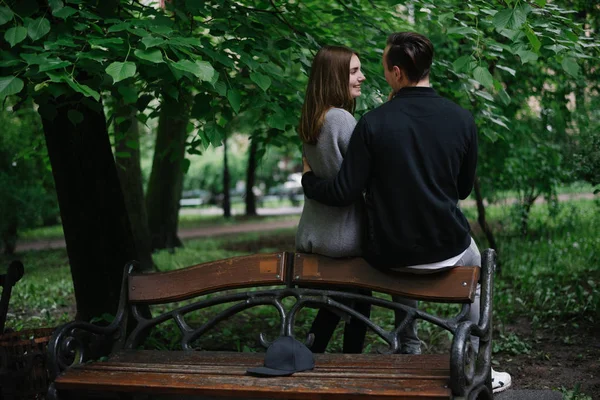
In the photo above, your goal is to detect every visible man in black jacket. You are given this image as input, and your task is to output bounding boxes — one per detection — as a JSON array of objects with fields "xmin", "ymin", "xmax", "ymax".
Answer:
[{"xmin": 301, "ymin": 32, "xmax": 512, "ymax": 394}]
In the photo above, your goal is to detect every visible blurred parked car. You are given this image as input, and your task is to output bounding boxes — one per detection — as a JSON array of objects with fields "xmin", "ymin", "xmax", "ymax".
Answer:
[
  {"xmin": 210, "ymin": 186, "xmax": 264, "ymax": 207},
  {"xmin": 180, "ymin": 189, "xmax": 212, "ymax": 207},
  {"xmin": 264, "ymin": 175, "xmax": 304, "ymax": 206}
]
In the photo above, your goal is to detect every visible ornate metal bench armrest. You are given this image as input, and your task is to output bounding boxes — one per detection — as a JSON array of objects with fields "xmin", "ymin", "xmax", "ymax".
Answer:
[
  {"xmin": 450, "ymin": 249, "xmax": 496, "ymax": 400},
  {"xmin": 47, "ymin": 262, "xmax": 133, "ymax": 380}
]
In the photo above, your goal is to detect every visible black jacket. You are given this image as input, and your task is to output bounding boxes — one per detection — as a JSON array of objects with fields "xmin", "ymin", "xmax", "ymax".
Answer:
[{"xmin": 301, "ymin": 87, "xmax": 477, "ymax": 267}]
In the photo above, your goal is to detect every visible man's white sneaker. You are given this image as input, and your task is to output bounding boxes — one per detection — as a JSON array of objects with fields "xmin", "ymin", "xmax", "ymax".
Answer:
[{"xmin": 491, "ymin": 369, "xmax": 512, "ymax": 393}]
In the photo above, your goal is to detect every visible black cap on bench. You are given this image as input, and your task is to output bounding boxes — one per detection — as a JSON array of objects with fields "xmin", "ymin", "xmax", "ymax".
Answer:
[{"xmin": 247, "ymin": 336, "xmax": 314, "ymax": 377}]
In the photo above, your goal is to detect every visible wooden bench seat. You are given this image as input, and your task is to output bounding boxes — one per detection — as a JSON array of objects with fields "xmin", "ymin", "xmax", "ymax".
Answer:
[
  {"xmin": 47, "ymin": 250, "xmax": 497, "ymax": 400},
  {"xmin": 56, "ymin": 351, "xmax": 452, "ymax": 399}
]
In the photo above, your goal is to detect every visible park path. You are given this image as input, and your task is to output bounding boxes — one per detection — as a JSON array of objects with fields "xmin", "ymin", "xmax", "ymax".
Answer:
[{"xmin": 14, "ymin": 192, "xmax": 595, "ymax": 253}]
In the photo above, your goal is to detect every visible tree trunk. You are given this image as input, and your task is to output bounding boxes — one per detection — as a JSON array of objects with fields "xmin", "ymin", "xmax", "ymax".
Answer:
[
  {"xmin": 245, "ymin": 137, "xmax": 258, "ymax": 216},
  {"xmin": 2, "ymin": 221, "xmax": 17, "ymax": 255},
  {"xmin": 473, "ymin": 176, "xmax": 500, "ymax": 273},
  {"xmin": 520, "ymin": 189, "xmax": 538, "ymax": 237},
  {"xmin": 115, "ymin": 107, "xmax": 155, "ymax": 272},
  {"xmin": 40, "ymin": 95, "xmax": 138, "ymax": 322},
  {"xmin": 146, "ymin": 93, "xmax": 191, "ymax": 251},
  {"xmin": 222, "ymin": 133, "xmax": 232, "ymax": 218}
]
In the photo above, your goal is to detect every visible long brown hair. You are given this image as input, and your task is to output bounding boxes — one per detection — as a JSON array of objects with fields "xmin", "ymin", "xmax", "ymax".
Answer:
[{"xmin": 299, "ymin": 46, "xmax": 357, "ymax": 144}]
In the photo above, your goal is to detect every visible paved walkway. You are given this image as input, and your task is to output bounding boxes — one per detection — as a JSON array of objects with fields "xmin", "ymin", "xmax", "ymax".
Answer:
[
  {"xmin": 496, "ymin": 389, "xmax": 562, "ymax": 399},
  {"xmin": 15, "ymin": 214, "xmax": 301, "ymax": 252},
  {"xmin": 15, "ymin": 192, "xmax": 594, "ymax": 253}
]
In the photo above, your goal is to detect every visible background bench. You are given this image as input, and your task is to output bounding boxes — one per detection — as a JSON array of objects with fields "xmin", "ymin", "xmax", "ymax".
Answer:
[{"xmin": 47, "ymin": 250, "xmax": 496, "ymax": 400}]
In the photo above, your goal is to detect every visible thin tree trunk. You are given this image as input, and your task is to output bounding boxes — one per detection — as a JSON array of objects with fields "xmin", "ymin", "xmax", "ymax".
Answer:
[
  {"xmin": 115, "ymin": 107, "xmax": 155, "ymax": 272},
  {"xmin": 146, "ymin": 93, "xmax": 191, "ymax": 250},
  {"xmin": 473, "ymin": 176, "xmax": 500, "ymax": 273},
  {"xmin": 40, "ymin": 95, "xmax": 138, "ymax": 322},
  {"xmin": 2, "ymin": 221, "xmax": 17, "ymax": 255},
  {"xmin": 520, "ymin": 188, "xmax": 538, "ymax": 237},
  {"xmin": 245, "ymin": 137, "xmax": 258, "ymax": 216},
  {"xmin": 222, "ymin": 133, "xmax": 232, "ymax": 218}
]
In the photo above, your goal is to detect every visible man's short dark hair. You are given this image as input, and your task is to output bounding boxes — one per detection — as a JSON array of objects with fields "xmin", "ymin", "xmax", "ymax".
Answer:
[{"xmin": 386, "ymin": 32, "xmax": 434, "ymax": 82}]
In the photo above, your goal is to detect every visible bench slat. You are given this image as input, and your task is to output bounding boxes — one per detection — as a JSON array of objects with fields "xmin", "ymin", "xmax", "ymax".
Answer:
[
  {"xmin": 293, "ymin": 254, "xmax": 479, "ymax": 303},
  {"xmin": 129, "ymin": 252, "xmax": 287, "ymax": 303},
  {"xmin": 107, "ymin": 350, "xmax": 449, "ymax": 370},
  {"xmin": 55, "ymin": 351, "xmax": 452, "ymax": 399}
]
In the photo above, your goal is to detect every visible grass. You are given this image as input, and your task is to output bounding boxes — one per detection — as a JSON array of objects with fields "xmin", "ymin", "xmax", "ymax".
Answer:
[
  {"xmin": 2, "ymin": 198, "xmax": 599, "ymax": 351},
  {"xmin": 18, "ymin": 212, "xmax": 299, "ymax": 242}
]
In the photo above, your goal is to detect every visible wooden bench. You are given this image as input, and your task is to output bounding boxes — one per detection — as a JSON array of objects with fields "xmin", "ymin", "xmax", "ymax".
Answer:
[{"xmin": 47, "ymin": 250, "xmax": 497, "ymax": 400}]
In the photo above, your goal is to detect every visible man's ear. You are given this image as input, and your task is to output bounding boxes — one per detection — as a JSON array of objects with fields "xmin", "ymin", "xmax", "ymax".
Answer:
[{"xmin": 393, "ymin": 66, "xmax": 403, "ymax": 83}]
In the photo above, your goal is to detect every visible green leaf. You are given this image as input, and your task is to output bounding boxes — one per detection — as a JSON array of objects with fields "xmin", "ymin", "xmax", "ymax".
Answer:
[
  {"xmin": 515, "ymin": 49, "xmax": 538, "ymax": 64},
  {"xmin": 524, "ymin": 25, "xmax": 541, "ymax": 52},
  {"xmin": 79, "ymin": 10, "xmax": 100, "ymax": 20},
  {"xmin": 34, "ymin": 82, "xmax": 48, "ymax": 91},
  {"xmin": 167, "ymin": 63, "xmax": 184, "ymax": 81},
  {"xmin": 267, "ymin": 111, "xmax": 286, "ymax": 131},
  {"xmin": 105, "ymin": 61, "xmax": 136, "ymax": 83},
  {"xmin": 63, "ymin": 77, "xmax": 100, "ymax": 101},
  {"xmin": 148, "ymin": 24, "xmax": 172, "ymax": 35},
  {"xmin": 21, "ymin": 53, "xmax": 48, "ymax": 64},
  {"xmin": 490, "ymin": 117, "xmax": 509, "ymax": 130},
  {"xmin": 26, "ymin": 17, "xmax": 51, "ymax": 41},
  {"xmin": 227, "ymin": 89, "xmax": 241, "ymax": 114},
  {"xmin": 204, "ymin": 121, "xmax": 224, "ymax": 147},
  {"xmin": 447, "ymin": 26, "xmax": 478, "ymax": 36},
  {"xmin": 545, "ymin": 44, "xmax": 568, "ymax": 54},
  {"xmin": 214, "ymin": 81, "xmax": 227, "ymax": 97},
  {"xmin": 38, "ymin": 58, "xmax": 72, "ymax": 72},
  {"xmin": 492, "ymin": 5, "xmax": 529, "ymax": 31},
  {"xmin": 170, "ymin": 60, "xmax": 215, "ymax": 81},
  {"xmin": 4, "ymin": 26, "xmax": 27, "ymax": 47},
  {"xmin": 89, "ymin": 38, "xmax": 124, "ymax": 46},
  {"xmin": 118, "ymin": 85, "xmax": 138, "ymax": 104},
  {"xmin": 68, "ymin": 109, "xmax": 84, "ymax": 125},
  {"xmin": 107, "ymin": 22, "xmax": 130, "ymax": 32},
  {"xmin": 0, "ymin": 59, "xmax": 22, "ymax": 67},
  {"xmin": 473, "ymin": 66, "xmax": 494, "ymax": 90},
  {"xmin": 496, "ymin": 65, "xmax": 516, "ymax": 76},
  {"xmin": 134, "ymin": 48, "xmax": 164, "ymax": 63},
  {"xmin": 474, "ymin": 90, "xmax": 494, "ymax": 102},
  {"xmin": 0, "ymin": 76, "xmax": 24, "ymax": 100},
  {"xmin": 498, "ymin": 89, "xmax": 511, "ymax": 106},
  {"xmin": 0, "ymin": 7, "xmax": 14, "ymax": 26},
  {"xmin": 535, "ymin": 0, "xmax": 546, "ymax": 7},
  {"xmin": 452, "ymin": 55, "xmax": 473, "ymax": 73},
  {"xmin": 127, "ymin": 27, "xmax": 149, "ymax": 37},
  {"xmin": 561, "ymin": 57, "xmax": 580, "ymax": 77},
  {"xmin": 565, "ymin": 31, "xmax": 578, "ymax": 42},
  {"xmin": 45, "ymin": 70, "xmax": 67, "ymax": 82},
  {"xmin": 141, "ymin": 36, "xmax": 165, "ymax": 49},
  {"xmin": 53, "ymin": 6, "xmax": 78, "ymax": 19},
  {"xmin": 52, "ymin": 37, "xmax": 78, "ymax": 48},
  {"xmin": 497, "ymin": 28, "xmax": 522, "ymax": 41},
  {"xmin": 48, "ymin": 0, "xmax": 64, "ymax": 13},
  {"xmin": 250, "ymin": 72, "xmax": 271, "ymax": 92}
]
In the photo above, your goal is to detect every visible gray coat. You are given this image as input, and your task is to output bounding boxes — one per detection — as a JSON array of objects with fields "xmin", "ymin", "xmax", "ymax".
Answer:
[{"xmin": 295, "ymin": 108, "xmax": 366, "ymax": 257}]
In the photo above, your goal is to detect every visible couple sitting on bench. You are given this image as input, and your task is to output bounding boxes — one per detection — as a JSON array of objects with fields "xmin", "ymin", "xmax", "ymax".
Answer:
[{"xmin": 294, "ymin": 31, "xmax": 512, "ymax": 394}]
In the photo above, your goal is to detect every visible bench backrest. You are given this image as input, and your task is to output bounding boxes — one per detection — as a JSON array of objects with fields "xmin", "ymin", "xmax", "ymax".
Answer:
[
  {"xmin": 128, "ymin": 252, "xmax": 287, "ymax": 304},
  {"xmin": 128, "ymin": 252, "xmax": 479, "ymax": 304},
  {"xmin": 294, "ymin": 253, "xmax": 479, "ymax": 303}
]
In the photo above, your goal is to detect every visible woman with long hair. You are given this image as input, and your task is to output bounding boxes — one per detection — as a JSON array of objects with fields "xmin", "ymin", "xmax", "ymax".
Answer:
[{"xmin": 295, "ymin": 45, "xmax": 369, "ymax": 353}]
